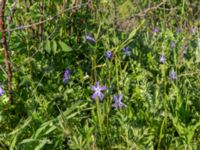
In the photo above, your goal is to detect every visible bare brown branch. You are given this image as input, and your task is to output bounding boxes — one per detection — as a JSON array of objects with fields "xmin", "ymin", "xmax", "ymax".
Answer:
[
  {"xmin": 0, "ymin": 0, "xmax": 13, "ymax": 103},
  {"xmin": 4, "ymin": 2, "xmax": 89, "ymax": 33},
  {"xmin": 132, "ymin": 0, "xmax": 168, "ymax": 18}
]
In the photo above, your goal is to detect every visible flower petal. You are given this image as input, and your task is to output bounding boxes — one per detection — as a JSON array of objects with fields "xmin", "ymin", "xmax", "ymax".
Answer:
[
  {"xmin": 91, "ymin": 86, "xmax": 97, "ymax": 91},
  {"xmin": 119, "ymin": 94, "xmax": 123, "ymax": 101},
  {"xmin": 113, "ymin": 95, "xmax": 118, "ymax": 102},
  {"xmin": 91, "ymin": 92, "xmax": 98, "ymax": 99},
  {"xmin": 0, "ymin": 86, "xmax": 4, "ymax": 96},
  {"xmin": 112, "ymin": 103, "xmax": 118, "ymax": 108},
  {"xmin": 98, "ymin": 92, "xmax": 104, "ymax": 101},
  {"xmin": 96, "ymin": 81, "xmax": 100, "ymax": 87},
  {"xmin": 101, "ymin": 85, "xmax": 106, "ymax": 91}
]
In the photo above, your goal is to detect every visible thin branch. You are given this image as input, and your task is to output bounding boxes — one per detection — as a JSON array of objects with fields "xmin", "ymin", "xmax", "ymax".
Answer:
[
  {"xmin": 0, "ymin": 0, "xmax": 13, "ymax": 103},
  {"xmin": 4, "ymin": 2, "xmax": 89, "ymax": 33},
  {"xmin": 133, "ymin": 0, "xmax": 168, "ymax": 18},
  {"xmin": 132, "ymin": 0, "xmax": 168, "ymax": 18},
  {"xmin": 115, "ymin": 0, "xmax": 168, "ymax": 31}
]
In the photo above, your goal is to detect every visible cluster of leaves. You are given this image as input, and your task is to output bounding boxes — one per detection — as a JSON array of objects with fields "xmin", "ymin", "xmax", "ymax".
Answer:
[{"xmin": 1, "ymin": 0, "xmax": 200, "ymax": 149}]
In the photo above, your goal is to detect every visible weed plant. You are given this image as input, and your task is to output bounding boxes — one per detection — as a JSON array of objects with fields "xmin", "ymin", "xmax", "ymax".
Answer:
[{"xmin": 0, "ymin": 0, "xmax": 200, "ymax": 149}]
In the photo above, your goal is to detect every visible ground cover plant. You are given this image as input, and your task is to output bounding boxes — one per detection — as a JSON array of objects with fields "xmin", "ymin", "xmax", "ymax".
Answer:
[{"xmin": 0, "ymin": 0, "xmax": 200, "ymax": 149}]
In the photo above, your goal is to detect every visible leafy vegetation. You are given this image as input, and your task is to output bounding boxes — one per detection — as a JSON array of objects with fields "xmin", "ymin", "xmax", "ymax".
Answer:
[{"xmin": 1, "ymin": 0, "xmax": 200, "ymax": 149}]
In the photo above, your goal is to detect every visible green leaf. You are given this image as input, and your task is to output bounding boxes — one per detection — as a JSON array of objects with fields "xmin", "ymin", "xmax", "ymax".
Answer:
[
  {"xmin": 128, "ymin": 19, "xmax": 145, "ymax": 40},
  {"xmin": 59, "ymin": 41, "xmax": 72, "ymax": 52},
  {"xmin": 52, "ymin": 40, "xmax": 57, "ymax": 53},
  {"xmin": 45, "ymin": 40, "xmax": 51, "ymax": 54},
  {"xmin": 34, "ymin": 139, "xmax": 51, "ymax": 150}
]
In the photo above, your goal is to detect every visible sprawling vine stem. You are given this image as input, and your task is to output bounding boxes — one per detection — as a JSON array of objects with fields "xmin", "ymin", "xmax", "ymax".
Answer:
[{"xmin": 0, "ymin": 0, "xmax": 12, "ymax": 103}]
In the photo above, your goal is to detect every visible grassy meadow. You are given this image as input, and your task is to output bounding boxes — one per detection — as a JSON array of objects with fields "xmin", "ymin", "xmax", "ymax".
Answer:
[{"xmin": 0, "ymin": 0, "xmax": 200, "ymax": 149}]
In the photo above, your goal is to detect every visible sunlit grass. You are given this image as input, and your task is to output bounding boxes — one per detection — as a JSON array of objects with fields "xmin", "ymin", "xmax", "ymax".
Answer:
[{"xmin": 0, "ymin": 0, "xmax": 200, "ymax": 149}]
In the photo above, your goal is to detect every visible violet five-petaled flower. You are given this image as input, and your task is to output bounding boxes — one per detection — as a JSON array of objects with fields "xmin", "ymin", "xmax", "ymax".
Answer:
[
  {"xmin": 177, "ymin": 27, "xmax": 182, "ymax": 33},
  {"xmin": 170, "ymin": 71, "xmax": 177, "ymax": 80},
  {"xmin": 0, "ymin": 85, "xmax": 4, "ymax": 96},
  {"xmin": 91, "ymin": 81, "xmax": 106, "ymax": 101},
  {"xmin": 123, "ymin": 47, "xmax": 131, "ymax": 56},
  {"xmin": 85, "ymin": 33, "xmax": 95, "ymax": 43},
  {"xmin": 106, "ymin": 51, "xmax": 113, "ymax": 59},
  {"xmin": 153, "ymin": 27, "xmax": 159, "ymax": 33},
  {"xmin": 113, "ymin": 94, "xmax": 126, "ymax": 109},
  {"xmin": 159, "ymin": 55, "xmax": 165, "ymax": 64},
  {"xmin": 63, "ymin": 68, "xmax": 71, "ymax": 83}
]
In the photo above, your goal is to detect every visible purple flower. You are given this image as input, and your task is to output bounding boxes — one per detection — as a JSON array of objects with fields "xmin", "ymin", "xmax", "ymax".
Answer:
[
  {"xmin": 170, "ymin": 41, "xmax": 176, "ymax": 48},
  {"xmin": 159, "ymin": 55, "xmax": 165, "ymax": 64},
  {"xmin": 153, "ymin": 27, "xmax": 159, "ymax": 33},
  {"xmin": 85, "ymin": 33, "xmax": 95, "ymax": 43},
  {"xmin": 113, "ymin": 94, "xmax": 126, "ymax": 109},
  {"xmin": 177, "ymin": 27, "xmax": 182, "ymax": 33},
  {"xmin": 91, "ymin": 81, "xmax": 106, "ymax": 101},
  {"xmin": 105, "ymin": 51, "xmax": 113, "ymax": 59},
  {"xmin": 123, "ymin": 47, "xmax": 131, "ymax": 56},
  {"xmin": 63, "ymin": 68, "xmax": 71, "ymax": 83},
  {"xmin": 0, "ymin": 85, "xmax": 4, "ymax": 96},
  {"xmin": 170, "ymin": 71, "xmax": 177, "ymax": 80}
]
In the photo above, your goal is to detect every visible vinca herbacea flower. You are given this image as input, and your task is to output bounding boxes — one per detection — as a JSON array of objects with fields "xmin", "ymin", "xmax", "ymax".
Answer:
[
  {"xmin": 159, "ymin": 55, "xmax": 165, "ymax": 64},
  {"xmin": 91, "ymin": 81, "xmax": 106, "ymax": 101},
  {"xmin": 63, "ymin": 68, "xmax": 71, "ymax": 83},
  {"xmin": 0, "ymin": 85, "xmax": 4, "ymax": 96},
  {"xmin": 105, "ymin": 51, "xmax": 113, "ymax": 59},
  {"xmin": 177, "ymin": 27, "xmax": 182, "ymax": 33},
  {"xmin": 170, "ymin": 71, "xmax": 177, "ymax": 80},
  {"xmin": 113, "ymin": 94, "xmax": 126, "ymax": 109},
  {"xmin": 85, "ymin": 33, "xmax": 95, "ymax": 43},
  {"xmin": 123, "ymin": 47, "xmax": 131, "ymax": 56},
  {"xmin": 153, "ymin": 27, "xmax": 159, "ymax": 33}
]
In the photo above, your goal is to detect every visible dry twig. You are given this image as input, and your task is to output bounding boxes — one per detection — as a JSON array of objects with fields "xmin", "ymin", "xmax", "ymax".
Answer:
[
  {"xmin": 4, "ymin": 2, "xmax": 89, "ymax": 33},
  {"xmin": 0, "ymin": 0, "xmax": 13, "ymax": 103}
]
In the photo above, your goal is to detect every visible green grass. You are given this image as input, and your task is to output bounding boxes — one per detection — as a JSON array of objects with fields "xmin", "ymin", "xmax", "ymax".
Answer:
[{"xmin": 0, "ymin": 0, "xmax": 200, "ymax": 149}]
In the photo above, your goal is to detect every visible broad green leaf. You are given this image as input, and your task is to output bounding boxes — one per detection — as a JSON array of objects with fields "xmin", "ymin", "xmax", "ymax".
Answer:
[
  {"xmin": 52, "ymin": 40, "xmax": 57, "ymax": 53},
  {"xmin": 59, "ymin": 41, "xmax": 72, "ymax": 52},
  {"xmin": 45, "ymin": 40, "xmax": 51, "ymax": 54}
]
